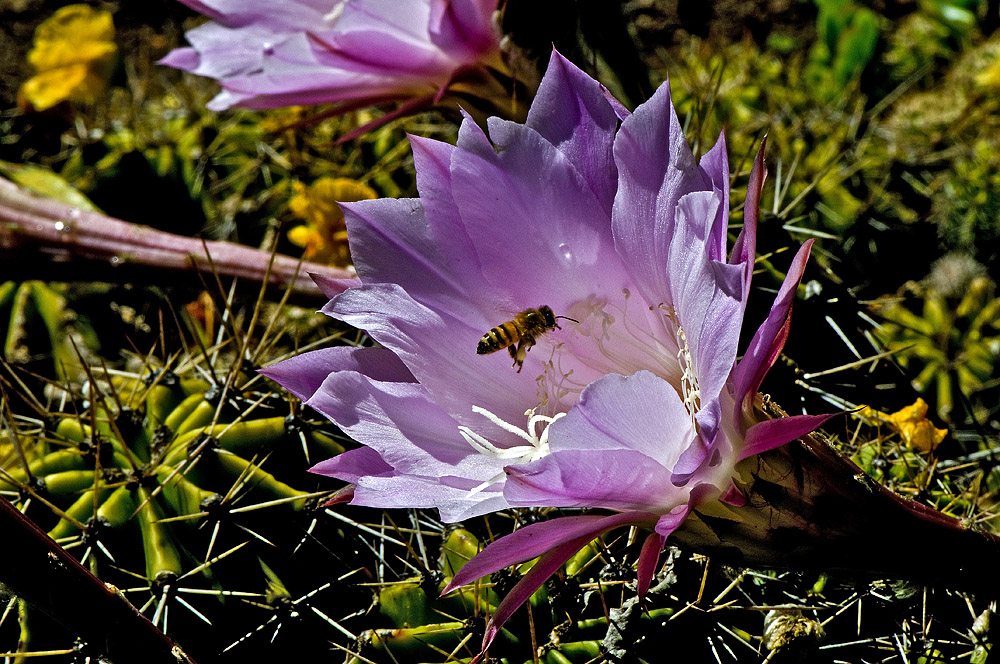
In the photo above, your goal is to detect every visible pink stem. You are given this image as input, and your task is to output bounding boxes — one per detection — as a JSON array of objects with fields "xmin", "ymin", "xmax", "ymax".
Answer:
[{"xmin": 0, "ymin": 178, "xmax": 352, "ymax": 300}]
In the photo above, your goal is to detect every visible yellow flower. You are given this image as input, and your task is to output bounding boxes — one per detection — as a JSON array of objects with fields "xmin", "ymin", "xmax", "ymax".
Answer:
[
  {"xmin": 859, "ymin": 398, "xmax": 947, "ymax": 453},
  {"xmin": 18, "ymin": 4, "xmax": 117, "ymax": 111},
  {"xmin": 287, "ymin": 177, "xmax": 377, "ymax": 265},
  {"xmin": 885, "ymin": 398, "xmax": 948, "ymax": 452}
]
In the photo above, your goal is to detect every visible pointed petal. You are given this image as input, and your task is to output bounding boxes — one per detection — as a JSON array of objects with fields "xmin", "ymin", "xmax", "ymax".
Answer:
[
  {"xmin": 698, "ymin": 131, "xmax": 730, "ymax": 263},
  {"xmin": 409, "ymin": 134, "xmax": 457, "ymax": 221},
  {"xmin": 732, "ymin": 240, "xmax": 814, "ymax": 418},
  {"xmin": 668, "ymin": 191, "xmax": 745, "ymax": 402},
  {"xmin": 739, "ymin": 412, "xmax": 839, "ymax": 460},
  {"xmin": 352, "ymin": 474, "xmax": 508, "ymax": 522},
  {"xmin": 340, "ymin": 198, "xmax": 488, "ymax": 320},
  {"xmin": 611, "ymin": 79, "xmax": 714, "ymax": 306},
  {"xmin": 719, "ymin": 482, "xmax": 747, "ymax": 507},
  {"xmin": 442, "ymin": 512, "xmax": 653, "ymax": 594},
  {"xmin": 730, "ymin": 138, "xmax": 766, "ymax": 284},
  {"xmin": 310, "ymin": 272, "xmax": 359, "ymax": 298},
  {"xmin": 259, "ymin": 346, "xmax": 413, "ymax": 402},
  {"xmin": 636, "ymin": 532, "xmax": 666, "ymax": 598},
  {"xmin": 450, "ymin": 116, "xmax": 624, "ymax": 308},
  {"xmin": 321, "ymin": 484, "xmax": 355, "ymax": 506},
  {"xmin": 158, "ymin": 47, "xmax": 200, "ymax": 70},
  {"xmin": 526, "ymin": 51, "xmax": 621, "ymax": 215},
  {"xmin": 634, "ymin": 502, "xmax": 692, "ymax": 598},
  {"xmin": 455, "ymin": 110, "xmax": 496, "ymax": 158},
  {"xmin": 603, "ymin": 88, "xmax": 631, "ymax": 120},
  {"xmin": 313, "ymin": 447, "xmax": 509, "ymax": 521},
  {"xmin": 476, "ymin": 536, "xmax": 593, "ymax": 659},
  {"xmin": 305, "ymin": 368, "xmax": 501, "ymax": 480},
  {"xmin": 408, "ymin": 133, "xmax": 492, "ymax": 300},
  {"xmin": 310, "ymin": 446, "xmax": 392, "ymax": 482}
]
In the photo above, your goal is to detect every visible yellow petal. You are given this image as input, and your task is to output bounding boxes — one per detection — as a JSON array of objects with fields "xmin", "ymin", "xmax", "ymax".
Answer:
[
  {"xmin": 34, "ymin": 5, "xmax": 115, "ymax": 45},
  {"xmin": 286, "ymin": 225, "xmax": 314, "ymax": 249},
  {"xmin": 28, "ymin": 39, "xmax": 116, "ymax": 71},
  {"xmin": 854, "ymin": 404, "xmax": 889, "ymax": 425},
  {"xmin": 19, "ymin": 65, "xmax": 91, "ymax": 111},
  {"xmin": 288, "ymin": 185, "xmax": 311, "ymax": 219},
  {"xmin": 326, "ymin": 177, "xmax": 378, "ymax": 203},
  {"xmin": 286, "ymin": 177, "xmax": 376, "ymax": 265},
  {"xmin": 885, "ymin": 398, "xmax": 947, "ymax": 452},
  {"xmin": 20, "ymin": 4, "xmax": 116, "ymax": 110}
]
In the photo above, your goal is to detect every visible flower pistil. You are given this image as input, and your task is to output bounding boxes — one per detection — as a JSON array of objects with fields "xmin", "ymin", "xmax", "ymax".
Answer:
[{"xmin": 458, "ymin": 406, "xmax": 566, "ymax": 495}]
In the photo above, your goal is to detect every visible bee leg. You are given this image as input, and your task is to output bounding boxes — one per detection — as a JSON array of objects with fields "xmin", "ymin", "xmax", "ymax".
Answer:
[
  {"xmin": 510, "ymin": 336, "xmax": 536, "ymax": 373},
  {"xmin": 509, "ymin": 343, "xmax": 524, "ymax": 372}
]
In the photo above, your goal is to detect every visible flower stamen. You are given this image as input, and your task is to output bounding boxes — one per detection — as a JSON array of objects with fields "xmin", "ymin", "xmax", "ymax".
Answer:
[
  {"xmin": 665, "ymin": 307, "xmax": 700, "ymax": 426},
  {"xmin": 323, "ymin": 1, "xmax": 347, "ymax": 23},
  {"xmin": 458, "ymin": 406, "xmax": 566, "ymax": 496},
  {"xmin": 570, "ymin": 292, "xmax": 683, "ymax": 386}
]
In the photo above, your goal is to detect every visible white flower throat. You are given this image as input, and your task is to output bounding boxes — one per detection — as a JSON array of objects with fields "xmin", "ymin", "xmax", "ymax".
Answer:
[
  {"xmin": 561, "ymin": 291, "xmax": 702, "ymax": 425},
  {"xmin": 457, "ymin": 290, "xmax": 703, "ymax": 493}
]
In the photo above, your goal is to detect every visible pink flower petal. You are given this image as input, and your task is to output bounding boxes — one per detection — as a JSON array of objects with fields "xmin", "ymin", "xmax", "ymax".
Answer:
[
  {"xmin": 306, "ymin": 368, "xmax": 498, "ymax": 480},
  {"xmin": 326, "ymin": 283, "xmax": 541, "ymax": 428},
  {"xmin": 339, "ymin": 197, "xmax": 491, "ymax": 320},
  {"xmin": 259, "ymin": 346, "xmax": 412, "ymax": 402},
  {"xmin": 545, "ymin": 371, "xmax": 695, "ymax": 463},
  {"xmin": 450, "ymin": 115, "xmax": 626, "ymax": 309},
  {"xmin": 611, "ymin": 78, "xmax": 715, "ymax": 307},
  {"xmin": 311, "ymin": 446, "xmax": 392, "ymax": 482},
  {"xmin": 427, "ymin": 0, "xmax": 498, "ymax": 60},
  {"xmin": 309, "ymin": 272, "xmax": 360, "ymax": 298},
  {"xmin": 354, "ymin": 474, "xmax": 508, "ymax": 521},
  {"xmin": 526, "ymin": 52, "xmax": 622, "ymax": 215},
  {"xmin": 729, "ymin": 138, "xmax": 766, "ymax": 278},
  {"xmin": 505, "ymin": 449, "xmax": 681, "ymax": 511},
  {"xmin": 667, "ymin": 190, "xmax": 745, "ymax": 403},
  {"xmin": 475, "ymin": 535, "xmax": 595, "ymax": 661},
  {"xmin": 719, "ymin": 482, "xmax": 747, "ymax": 507},
  {"xmin": 636, "ymin": 531, "xmax": 667, "ymax": 598},
  {"xmin": 161, "ymin": 0, "xmax": 499, "ymax": 111},
  {"xmin": 442, "ymin": 512, "xmax": 655, "ymax": 594},
  {"xmin": 732, "ymin": 240, "xmax": 814, "ymax": 419},
  {"xmin": 740, "ymin": 412, "xmax": 840, "ymax": 460},
  {"xmin": 698, "ymin": 131, "xmax": 731, "ymax": 263}
]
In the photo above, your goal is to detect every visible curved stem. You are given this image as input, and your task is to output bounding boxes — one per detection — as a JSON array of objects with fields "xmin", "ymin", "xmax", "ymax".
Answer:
[{"xmin": 0, "ymin": 178, "xmax": 352, "ymax": 302}]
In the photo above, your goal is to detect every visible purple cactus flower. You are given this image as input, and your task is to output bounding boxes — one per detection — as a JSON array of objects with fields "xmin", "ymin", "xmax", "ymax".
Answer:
[
  {"xmin": 161, "ymin": 0, "xmax": 505, "ymax": 120},
  {"xmin": 261, "ymin": 51, "xmax": 833, "ymax": 658}
]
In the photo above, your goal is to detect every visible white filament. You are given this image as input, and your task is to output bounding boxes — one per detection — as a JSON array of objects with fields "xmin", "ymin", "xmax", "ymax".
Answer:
[
  {"xmin": 323, "ymin": 1, "xmax": 347, "ymax": 23},
  {"xmin": 674, "ymin": 324, "xmax": 700, "ymax": 427},
  {"xmin": 458, "ymin": 406, "xmax": 565, "ymax": 495}
]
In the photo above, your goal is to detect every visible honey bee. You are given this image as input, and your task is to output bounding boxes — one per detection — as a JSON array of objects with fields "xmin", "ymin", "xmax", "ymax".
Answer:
[{"xmin": 476, "ymin": 306, "xmax": 577, "ymax": 373}]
